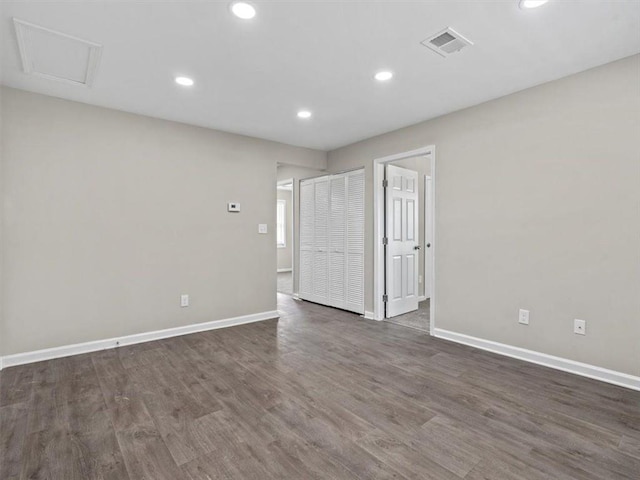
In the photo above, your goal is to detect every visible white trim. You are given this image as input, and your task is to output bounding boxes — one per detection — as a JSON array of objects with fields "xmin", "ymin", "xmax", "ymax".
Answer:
[
  {"xmin": 434, "ymin": 328, "xmax": 640, "ymax": 392},
  {"xmin": 363, "ymin": 311, "xmax": 376, "ymax": 320},
  {"xmin": 292, "ymin": 293, "xmax": 301, "ymax": 301},
  {"xmin": 277, "ymin": 268, "xmax": 292, "ymax": 273},
  {"xmin": 0, "ymin": 310, "xmax": 278, "ymax": 370},
  {"xmin": 276, "ymin": 198, "xmax": 287, "ymax": 248},
  {"xmin": 373, "ymin": 146, "xmax": 436, "ymax": 334}
]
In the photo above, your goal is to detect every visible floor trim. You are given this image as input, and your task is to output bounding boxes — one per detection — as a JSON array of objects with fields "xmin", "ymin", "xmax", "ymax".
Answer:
[
  {"xmin": 277, "ymin": 268, "xmax": 292, "ymax": 273},
  {"xmin": 0, "ymin": 310, "xmax": 279, "ymax": 370},
  {"xmin": 363, "ymin": 311, "xmax": 376, "ymax": 320},
  {"xmin": 434, "ymin": 328, "xmax": 640, "ymax": 391}
]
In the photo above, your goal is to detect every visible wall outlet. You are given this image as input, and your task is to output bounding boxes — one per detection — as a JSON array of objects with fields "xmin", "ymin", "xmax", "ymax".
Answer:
[
  {"xmin": 418, "ymin": 275, "xmax": 423, "ymax": 284},
  {"xmin": 519, "ymin": 309, "xmax": 530, "ymax": 325},
  {"xmin": 574, "ymin": 319, "xmax": 586, "ymax": 335},
  {"xmin": 180, "ymin": 294, "xmax": 189, "ymax": 307},
  {"xmin": 258, "ymin": 224, "xmax": 268, "ymax": 234}
]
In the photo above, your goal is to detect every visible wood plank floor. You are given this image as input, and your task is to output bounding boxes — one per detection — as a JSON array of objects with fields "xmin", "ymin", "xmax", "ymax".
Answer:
[{"xmin": 1, "ymin": 293, "xmax": 639, "ymax": 479}]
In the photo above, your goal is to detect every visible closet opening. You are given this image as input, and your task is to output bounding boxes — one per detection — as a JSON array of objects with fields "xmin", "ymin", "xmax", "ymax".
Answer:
[{"xmin": 298, "ymin": 169, "xmax": 365, "ymax": 315}]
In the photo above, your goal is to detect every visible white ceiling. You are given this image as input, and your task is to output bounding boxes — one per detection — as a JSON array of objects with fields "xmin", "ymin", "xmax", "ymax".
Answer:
[{"xmin": 2, "ymin": 1, "xmax": 639, "ymax": 151}]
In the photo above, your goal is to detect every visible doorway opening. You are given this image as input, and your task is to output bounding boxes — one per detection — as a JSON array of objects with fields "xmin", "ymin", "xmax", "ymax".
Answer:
[
  {"xmin": 277, "ymin": 179, "xmax": 294, "ymax": 295},
  {"xmin": 373, "ymin": 146, "xmax": 435, "ymax": 333}
]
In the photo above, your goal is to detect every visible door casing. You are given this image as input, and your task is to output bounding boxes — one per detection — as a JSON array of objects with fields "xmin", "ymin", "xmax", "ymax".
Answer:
[{"xmin": 373, "ymin": 146, "xmax": 436, "ymax": 334}]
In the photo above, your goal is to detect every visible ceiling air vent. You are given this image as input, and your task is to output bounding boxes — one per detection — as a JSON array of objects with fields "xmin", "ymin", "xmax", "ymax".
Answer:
[
  {"xmin": 13, "ymin": 18, "xmax": 102, "ymax": 87},
  {"xmin": 421, "ymin": 28, "xmax": 473, "ymax": 58}
]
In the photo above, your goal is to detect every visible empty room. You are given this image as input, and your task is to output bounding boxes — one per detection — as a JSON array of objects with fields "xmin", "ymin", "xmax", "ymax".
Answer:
[{"xmin": 1, "ymin": 1, "xmax": 639, "ymax": 479}]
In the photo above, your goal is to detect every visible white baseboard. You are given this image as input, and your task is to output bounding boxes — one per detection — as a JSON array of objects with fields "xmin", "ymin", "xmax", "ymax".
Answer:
[
  {"xmin": 434, "ymin": 328, "xmax": 640, "ymax": 392},
  {"xmin": 363, "ymin": 311, "xmax": 376, "ymax": 320},
  {"xmin": 0, "ymin": 310, "xmax": 279, "ymax": 370},
  {"xmin": 277, "ymin": 268, "xmax": 292, "ymax": 273},
  {"xmin": 292, "ymin": 293, "xmax": 301, "ymax": 301}
]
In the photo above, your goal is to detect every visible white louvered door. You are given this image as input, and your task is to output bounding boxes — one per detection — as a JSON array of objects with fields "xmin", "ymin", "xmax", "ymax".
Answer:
[
  {"xmin": 329, "ymin": 174, "xmax": 346, "ymax": 309},
  {"xmin": 313, "ymin": 177, "xmax": 330, "ymax": 301},
  {"xmin": 299, "ymin": 179, "xmax": 315, "ymax": 298},
  {"xmin": 298, "ymin": 170, "xmax": 364, "ymax": 314},
  {"xmin": 345, "ymin": 170, "xmax": 365, "ymax": 313}
]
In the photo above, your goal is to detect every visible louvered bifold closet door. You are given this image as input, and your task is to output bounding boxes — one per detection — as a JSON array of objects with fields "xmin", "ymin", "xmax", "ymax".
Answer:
[
  {"xmin": 329, "ymin": 174, "xmax": 347, "ymax": 309},
  {"xmin": 312, "ymin": 177, "xmax": 330, "ymax": 303},
  {"xmin": 345, "ymin": 170, "xmax": 365, "ymax": 314},
  {"xmin": 298, "ymin": 170, "xmax": 363, "ymax": 314},
  {"xmin": 299, "ymin": 179, "xmax": 315, "ymax": 298}
]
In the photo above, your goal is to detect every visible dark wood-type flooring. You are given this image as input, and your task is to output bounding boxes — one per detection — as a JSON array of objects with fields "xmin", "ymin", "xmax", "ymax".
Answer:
[{"xmin": 1, "ymin": 293, "xmax": 639, "ymax": 479}]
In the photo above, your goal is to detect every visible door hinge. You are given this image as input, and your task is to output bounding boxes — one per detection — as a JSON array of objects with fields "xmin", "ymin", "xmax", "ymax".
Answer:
[
  {"xmin": 382, "ymin": 294, "xmax": 388, "ymax": 303},
  {"xmin": 382, "ymin": 179, "xmax": 388, "ymax": 188},
  {"xmin": 382, "ymin": 237, "xmax": 388, "ymax": 245}
]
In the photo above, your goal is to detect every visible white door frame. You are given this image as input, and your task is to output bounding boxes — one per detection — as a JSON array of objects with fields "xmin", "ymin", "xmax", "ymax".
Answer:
[
  {"xmin": 424, "ymin": 175, "xmax": 432, "ymax": 300},
  {"xmin": 373, "ymin": 146, "xmax": 436, "ymax": 334},
  {"xmin": 277, "ymin": 178, "xmax": 295, "ymax": 294}
]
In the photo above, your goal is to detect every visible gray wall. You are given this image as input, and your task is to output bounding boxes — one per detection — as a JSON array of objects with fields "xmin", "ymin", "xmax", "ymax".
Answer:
[
  {"xmin": 0, "ymin": 84, "xmax": 4, "ymax": 359},
  {"xmin": 276, "ymin": 188, "xmax": 293, "ymax": 271},
  {"xmin": 327, "ymin": 55, "xmax": 640, "ymax": 376},
  {"xmin": 1, "ymin": 87, "xmax": 325, "ymax": 356}
]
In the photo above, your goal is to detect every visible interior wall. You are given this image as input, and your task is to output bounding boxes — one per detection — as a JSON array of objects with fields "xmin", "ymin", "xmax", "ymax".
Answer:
[
  {"xmin": 388, "ymin": 156, "xmax": 431, "ymax": 299},
  {"xmin": 0, "ymin": 83, "xmax": 4, "ymax": 360},
  {"xmin": 276, "ymin": 188, "xmax": 293, "ymax": 271},
  {"xmin": 277, "ymin": 163, "xmax": 326, "ymax": 294},
  {"xmin": 327, "ymin": 54, "xmax": 640, "ymax": 376},
  {"xmin": 0, "ymin": 87, "xmax": 325, "ymax": 356}
]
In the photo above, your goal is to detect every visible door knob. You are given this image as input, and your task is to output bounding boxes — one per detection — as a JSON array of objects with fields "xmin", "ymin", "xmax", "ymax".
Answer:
[
  {"xmin": 414, "ymin": 245, "xmax": 421, "ymax": 250},
  {"xmin": 427, "ymin": 243, "xmax": 431, "ymax": 248}
]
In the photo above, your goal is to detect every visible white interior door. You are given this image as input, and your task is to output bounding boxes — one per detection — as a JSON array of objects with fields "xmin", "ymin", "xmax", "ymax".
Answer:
[
  {"xmin": 299, "ymin": 180, "xmax": 314, "ymax": 297},
  {"xmin": 424, "ymin": 176, "xmax": 433, "ymax": 299},
  {"xmin": 329, "ymin": 174, "xmax": 346, "ymax": 308},
  {"xmin": 385, "ymin": 164, "xmax": 419, "ymax": 318},
  {"xmin": 299, "ymin": 170, "xmax": 364, "ymax": 314},
  {"xmin": 313, "ymin": 177, "xmax": 330, "ymax": 300}
]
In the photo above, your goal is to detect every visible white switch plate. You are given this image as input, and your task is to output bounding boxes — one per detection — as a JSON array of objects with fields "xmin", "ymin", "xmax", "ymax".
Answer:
[
  {"xmin": 258, "ymin": 224, "xmax": 268, "ymax": 234},
  {"xmin": 227, "ymin": 202, "xmax": 240, "ymax": 212},
  {"xmin": 418, "ymin": 275, "xmax": 423, "ymax": 284},
  {"xmin": 574, "ymin": 319, "xmax": 586, "ymax": 335},
  {"xmin": 180, "ymin": 294, "xmax": 189, "ymax": 307},
  {"xmin": 519, "ymin": 309, "xmax": 529, "ymax": 325}
]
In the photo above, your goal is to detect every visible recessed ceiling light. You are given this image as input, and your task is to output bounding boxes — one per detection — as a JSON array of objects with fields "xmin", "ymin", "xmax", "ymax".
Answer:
[
  {"xmin": 519, "ymin": 0, "xmax": 549, "ymax": 9},
  {"xmin": 175, "ymin": 76, "xmax": 194, "ymax": 87},
  {"xmin": 231, "ymin": 2, "xmax": 256, "ymax": 19},
  {"xmin": 375, "ymin": 71, "xmax": 394, "ymax": 82},
  {"xmin": 297, "ymin": 110, "xmax": 312, "ymax": 119}
]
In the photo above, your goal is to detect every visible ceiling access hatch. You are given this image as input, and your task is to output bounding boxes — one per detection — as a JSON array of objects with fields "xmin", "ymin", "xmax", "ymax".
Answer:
[
  {"xmin": 14, "ymin": 18, "xmax": 103, "ymax": 87},
  {"xmin": 421, "ymin": 27, "xmax": 473, "ymax": 57}
]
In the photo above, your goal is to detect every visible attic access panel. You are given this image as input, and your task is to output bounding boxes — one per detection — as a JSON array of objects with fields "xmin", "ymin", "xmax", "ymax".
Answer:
[{"xmin": 14, "ymin": 18, "xmax": 102, "ymax": 86}]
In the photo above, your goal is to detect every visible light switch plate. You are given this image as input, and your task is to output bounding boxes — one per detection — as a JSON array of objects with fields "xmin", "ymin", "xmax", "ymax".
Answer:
[
  {"xmin": 519, "ymin": 309, "xmax": 529, "ymax": 325},
  {"xmin": 258, "ymin": 224, "xmax": 268, "ymax": 234},
  {"xmin": 574, "ymin": 319, "xmax": 586, "ymax": 335},
  {"xmin": 180, "ymin": 294, "xmax": 189, "ymax": 307},
  {"xmin": 227, "ymin": 202, "xmax": 240, "ymax": 212}
]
